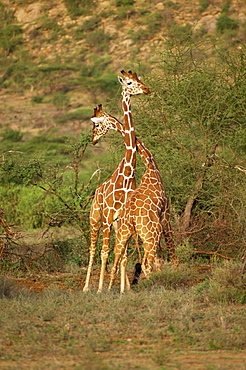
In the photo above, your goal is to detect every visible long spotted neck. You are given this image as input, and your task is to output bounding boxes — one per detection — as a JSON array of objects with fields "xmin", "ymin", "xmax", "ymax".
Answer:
[
  {"xmin": 109, "ymin": 115, "xmax": 152, "ymax": 168},
  {"xmin": 122, "ymin": 91, "xmax": 136, "ymax": 176}
]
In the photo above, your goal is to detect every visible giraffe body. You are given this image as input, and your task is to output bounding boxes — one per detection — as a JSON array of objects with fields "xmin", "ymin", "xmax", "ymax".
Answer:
[
  {"xmin": 91, "ymin": 105, "xmax": 179, "ymax": 293},
  {"xmin": 83, "ymin": 71, "xmax": 150, "ymax": 293}
]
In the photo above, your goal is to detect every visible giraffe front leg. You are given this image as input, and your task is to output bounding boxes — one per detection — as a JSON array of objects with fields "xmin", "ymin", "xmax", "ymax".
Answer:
[
  {"xmin": 97, "ymin": 226, "xmax": 111, "ymax": 293},
  {"xmin": 83, "ymin": 246, "xmax": 95, "ymax": 292},
  {"xmin": 83, "ymin": 214, "xmax": 101, "ymax": 292},
  {"xmin": 108, "ymin": 254, "xmax": 120, "ymax": 291}
]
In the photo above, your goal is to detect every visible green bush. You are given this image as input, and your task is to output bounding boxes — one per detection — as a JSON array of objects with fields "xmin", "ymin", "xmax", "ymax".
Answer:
[
  {"xmin": 137, "ymin": 268, "xmax": 201, "ymax": 290},
  {"xmin": 221, "ymin": 1, "xmax": 231, "ymax": 14},
  {"xmin": 116, "ymin": 0, "xmax": 134, "ymax": 6},
  {"xmin": 197, "ymin": 261, "xmax": 246, "ymax": 304},
  {"xmin": 74, "ymin": 16, "xmax": 101, "ymax": 40},
  {"xmin": 216, "ymin": 13, "xmax": 239, "ymax": 34},
  {"xmin": 64, "ymin": 0, "xmax": 96, "ymax": 17},
  {"xmin": 52, "ymin": 91, "xmax": 70, "ymax": 108},
  {"xmin": 81, "ymin": 16, "xmax": 101, "ymax": 32},
  {"xmin": 165, "ymin": 1, "xmax": 179, "ymax": 9},
  {"xmin": 0, "ymin": 24, "xmax": 23, "ymax": 53},
  {"xmin": 55, "ymin": 108, "xmax": 92, "ymax": 123},
  {"xmin": 31, "ymin": 95, "xmax": 44, "ymax": 104},
  {"xmin": 85, "ymin": 29, "xmax": 111, "ymax": 52},
  {"xmin": 38, "ymin": 15, "xmax": 62, "ymax": 32},
  {"xmin": 134, "ymin": 43, "xmax": 246, "ymax": 256},
  {"xmin": 176, "ymin": 241, "xmax": 194, "ymax": 263},
  {"xmin": 167, "ymin": 23, "xmax": 192, "ymax": 44},
  {"xmin": 0, "ymin": 131, "xmax": 94, "ymax": 241},
  {"xmin": 198, "ymin": 0, "xmax": 210, "ymax": 13},
  {"xmin": 0, "ymin": 2, "xmax": 15, "ymax": 24}
]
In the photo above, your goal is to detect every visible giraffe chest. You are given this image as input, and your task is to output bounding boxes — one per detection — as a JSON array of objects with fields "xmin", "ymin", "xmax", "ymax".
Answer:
[{"xmin": 97, "ymin": 179, "xmax": 135, "ymax": 209}]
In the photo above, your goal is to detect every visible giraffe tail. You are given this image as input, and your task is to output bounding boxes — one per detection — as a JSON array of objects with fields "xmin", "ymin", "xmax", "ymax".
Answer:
[{"xmin": 131, "ymin": 263, "xmax": 142, "ymax": 285}]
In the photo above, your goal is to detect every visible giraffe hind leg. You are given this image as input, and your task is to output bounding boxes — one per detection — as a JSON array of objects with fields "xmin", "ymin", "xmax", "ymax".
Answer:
[
  {"xmin": 161, "ymin": 216, "xmax": 179, "ymax": 268},
  {"xmin": 97, "ymin": 226, "xmax": 111, "ymax": 293}
]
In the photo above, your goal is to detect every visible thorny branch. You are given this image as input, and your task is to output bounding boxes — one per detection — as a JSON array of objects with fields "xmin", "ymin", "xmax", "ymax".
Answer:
[{"xmin": 0, "ymin": 208, "xmax": 57, "ymax": 263}]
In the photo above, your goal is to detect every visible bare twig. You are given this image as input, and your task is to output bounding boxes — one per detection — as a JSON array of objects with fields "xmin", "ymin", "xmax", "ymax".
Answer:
[
  {"xmin": 0, "ymin": 209, "xmax": 16, "ymax": 237},
  {"xmin": 191, "ymin": 248, "xmax": 236, "ymax": 260}
]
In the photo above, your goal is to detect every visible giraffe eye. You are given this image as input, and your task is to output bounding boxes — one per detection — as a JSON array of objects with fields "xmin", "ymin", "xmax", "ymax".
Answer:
[
  {"xmin": 95, "ymin": 123, "xmax": 99, "ymax": 128},
  {"xmin": 127, "ymin": 81, "xmax": 132, "ymax": 85}
]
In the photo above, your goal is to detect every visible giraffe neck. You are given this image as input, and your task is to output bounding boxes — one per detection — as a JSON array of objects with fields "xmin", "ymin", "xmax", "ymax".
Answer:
[
  {"xmin": 122, "ymin": 91, "xmax": 136, "ymax": 173},
  {"xmin": 109, "ymin": 114, "xmax": 153, "ymax": 168}
]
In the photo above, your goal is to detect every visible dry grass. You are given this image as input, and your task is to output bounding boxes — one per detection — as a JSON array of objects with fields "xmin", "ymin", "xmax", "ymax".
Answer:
[{"xmin": 0, "ymin": 262, "xmax": 245, "ymax": 369}]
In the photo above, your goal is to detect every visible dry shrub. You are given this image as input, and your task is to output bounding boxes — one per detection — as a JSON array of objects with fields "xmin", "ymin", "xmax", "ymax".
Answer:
[{"xmin": 208, "ymin": 261, "xmax": 246, "ymax": 304}]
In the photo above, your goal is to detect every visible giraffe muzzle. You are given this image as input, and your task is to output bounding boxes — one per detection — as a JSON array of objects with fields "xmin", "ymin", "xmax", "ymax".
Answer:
[
  {"xmin": 143, "ymin": 87, "xmax": 151, "ymax": 94},
  {"xmin": 92, "ymin": 137, "xmax": 99, "ymax": 145}
]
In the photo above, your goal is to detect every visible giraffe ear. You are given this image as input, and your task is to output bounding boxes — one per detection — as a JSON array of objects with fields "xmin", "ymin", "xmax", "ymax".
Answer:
[
  {"xmin": 118, "ymin": 76, "xmax": 124, "ymax": 85},
  {"xmin": 91, "ymin": 117, "xmax": 103, "ymax": 124}
]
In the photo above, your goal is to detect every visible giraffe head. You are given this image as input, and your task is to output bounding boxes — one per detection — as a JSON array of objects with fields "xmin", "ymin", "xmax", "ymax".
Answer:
[
  {"xmin": 118, "ymin": 70, "xmax": 150, "ymax": 96},
  {"xmin": 91, "ymin": 104, "xmax": 122, "ymax": 145}
]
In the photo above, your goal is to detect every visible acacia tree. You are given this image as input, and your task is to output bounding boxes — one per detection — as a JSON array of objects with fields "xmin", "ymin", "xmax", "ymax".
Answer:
[
  {"xmin": 0, "ymin": 131, "xmax": 101, "ymax": 267},
  {"xmin": 134, "ymin": 42, "xmax": 246, "ymax": 257}
]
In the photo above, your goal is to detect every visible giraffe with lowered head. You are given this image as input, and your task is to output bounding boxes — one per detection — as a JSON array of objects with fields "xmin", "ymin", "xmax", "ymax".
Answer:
[
  {"xmin": 83, "ymin": 71, "xmax": 150, "ymax": 293},
  {"xmin": 91, "ymin": 104, "xmax": 179, "ymax": 293}
]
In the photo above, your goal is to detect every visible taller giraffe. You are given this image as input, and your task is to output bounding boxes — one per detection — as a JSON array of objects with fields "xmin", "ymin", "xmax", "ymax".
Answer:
[
  {"xmin": 91, "ymin": 105, "xmax": 179, "ymax": 293},
  {"xmin": 83, "ymin": 71, "xmax": 150, "ymax": 293}
]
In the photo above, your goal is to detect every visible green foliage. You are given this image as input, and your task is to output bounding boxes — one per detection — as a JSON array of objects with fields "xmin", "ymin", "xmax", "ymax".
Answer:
[
  {"xmin": 176, "ymin": 241, "xmax": 194, "ymax": 263},
  {"xmin": 52, "ymin": 91, "xmax": 70, "ymax": 108},
  {"xmin": 165, "ymin": 1, "xmax": 179, "ymax": 9},
  {"xmin": 167, "ymin": 22, "xmax": 193, "ymax": 44},
  {"xmin": 134, "ymin": 43, "xmax": 246, "ymax": 255},
  {"xmin": 38, "ymin": 15, "xmax": 62, "ymax": 32},
  {"xmin": 116, "ymin": 0, "xmax": 134, "ymax": 6},
  {"xmin": 64, "ymin": 0, "xmax": 96, "ymax": 17},
  {"xmin": 198, "ymin": 0, "xmax": 210, "ymax": 13},
  {"xmin": 0, "ymin": 60, "xmax": 34, "ymax": 89},
  {"xmin": 74, "ymin": 16, "xmax": 101, "ymax": 40},
  {"xmin": 0, "ymin": 131, "xmax": 98, "ymax": 256},
  {"xmin": 85, "ymin": 29, "xmax": 111, "ymax": 52},
  {"xmin": 207, "ymin": 261, "xmax": 246, "ymax": 304},
  {"xmin": 216, "ymin": 13, "xmax": 239, "ymax": 34},
  {"xmin": 138, "ymin": 267, "xmax": 201, "ymax": 290},
  {"xmin": 55, "ymin": 108, "xmax": 92, "ymax": 123},
  {"xmin": 0, "ymin": 2, "xmax": 15, "ymax": 24},
  {"xmin": 80, "ymin": 16, "xmax": 101, "ymax": 33},
  {"xmin": 77, "ymin": 55, "xmax": 119, "ymax": 98},
  {"xmin": 130, "ymin": 11, "xmax": 167, "ymax": 42},
  {"xmin": 0, "ymin": 24, "xmax": 23, "ymax": 54},
  {"xmin": 194, "ymin": 261, "xmax": 246, "ymax": 304},
  {"xmin": 31, "ymin": 95, "xmax": 44, "ymax": 104},
  {"xmin": 91, "ymin": 73, "xmax": 119, "ymax": 96},
  {"xmin": 52, "ymin": 238, "xmax": 86, "ymax": 266},
  {"xmin": 221, "ymin": 1, "xmax": 231, "ymax": 14}
]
